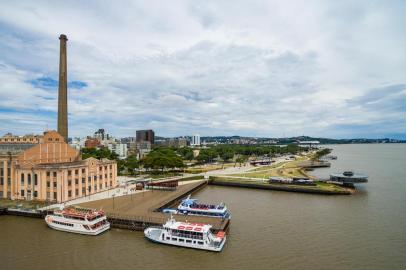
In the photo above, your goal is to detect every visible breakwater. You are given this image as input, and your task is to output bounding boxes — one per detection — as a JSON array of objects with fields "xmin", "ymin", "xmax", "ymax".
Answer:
[{"xmin": 209, "ymin": 178, "xmax": 352, "ymax": 195}]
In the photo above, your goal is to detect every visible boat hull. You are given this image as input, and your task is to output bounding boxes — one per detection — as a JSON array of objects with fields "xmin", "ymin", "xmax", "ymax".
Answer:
[
  {"xmin": 144, "ymin": 227, "xmax": 225, "ymax": 252},
  {"xmin": 45, "ymin": 215, "xmax": 110, "ymax": 236}
]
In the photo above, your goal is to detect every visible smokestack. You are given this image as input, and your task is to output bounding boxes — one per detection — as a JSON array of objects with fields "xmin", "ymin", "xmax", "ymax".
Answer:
[{"xmin": 57, "ymin": 34, "xmax": 68, "ymax": 142}]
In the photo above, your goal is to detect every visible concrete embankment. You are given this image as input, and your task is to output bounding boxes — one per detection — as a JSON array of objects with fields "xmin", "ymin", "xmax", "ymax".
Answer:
[{"xmin": 209, "ymin": 179, "xmax": 352, "ymax": 195}]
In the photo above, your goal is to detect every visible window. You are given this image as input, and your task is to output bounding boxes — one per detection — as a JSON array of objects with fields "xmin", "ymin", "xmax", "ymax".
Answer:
[
  {"xmin": 186, "ymin": 240, "xmax": 192, "ymax": 243},
  {"xmin": 68, "ymin": 180, "xmax": 72, "ymax": 186},
  {"xmin": 172, "ymin": 237, "xmax": 178, "ymax": 241},
  {"xmin": 28, "ymin": 174, "xmax": 31, "ymax": 185},
  {"xmin": 82, "ymin": 169, "xmax": 85, "ymax": 174},
  {"xmin": 21, "ymin": 190, "xmax": 25, "ymax": 197},
  {"xmin": 75, "ymin": 169, "xmax": 79, "ymax": 175},
  {"xmin": 75, "ymin": 179, "xmax": 79, "ymax": 185},
  {"xmin": 46, "ymin": 192, "xmax": 50, "ymax": 199},
  {"xmin": 21, "ymin": 174, "xmax": 25, "ymax": 185},
  {"xmin": 82, "ymin": 178, "xmax": 85, "ymax": 184},
  {"xmin": 47, "ymin": 181, "xmax": 50, "ymax": 188},
  {"xmin": 94, "ymin": 176, "xmax": 97, "ymax": 180},
  {"xmin": 94, "ymin": 185, "xmax": 97, "ymax": 191},
  {"xmin": 34, "ymin": 174, "xmax": 38, "ymax": 186},
  {"xmin": 166, "ymin": 237, "xmax": 170, "ymax": 240},
  {"xmin": 68, "ymin": 170, "xmax": 71, "ymax": 176},
  {"xmin": 198, "ymin": 241, "xmax": 203, "ymax": 245},
  {"xmin": 75, "ymin": 189, "xmax": 79, "ymax": 196},
  {"xmin": 68, "ymin": 191, "xmax": 72, "ymax": 197},
  {"xmin": 179, "ymin": 239, "xmax": 185, "ymax": 242},
  {"xmin": 53, "ymin": 182, "xmax": 57, "ymax": 188},
  {"xmin": 82, "ymin": 187, "xmax": 86, "ymax": 194},
  {"xmin": 33, "ymin": 191, "xmax": 38, "ymax": 197},
  {"xmin": 53, "ymin": 192, "xmax": 57, "ymax": 199},
  {"xmin": 46, "ymin": 171, "xmax": 50, "ymax": 177},
  {"xmin": 53, "ymin": 172, "xmax": 57, "ymax": 177},
  {"xmin": 88, "ymin": 176, "xmax": 91, "ymax": 181},
  {"xmin": 99, "ymin": 184, "xmax": 102, "ymax": 189}
]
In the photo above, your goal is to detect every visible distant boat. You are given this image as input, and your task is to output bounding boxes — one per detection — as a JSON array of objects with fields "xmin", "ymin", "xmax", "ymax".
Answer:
[
  {"xmin": 45, "ymin": 207, "xmax": 110, "ymax": 235},
  {"xmin": 144, "ymin": 216, "xmax": 227, "ymax": 252}
]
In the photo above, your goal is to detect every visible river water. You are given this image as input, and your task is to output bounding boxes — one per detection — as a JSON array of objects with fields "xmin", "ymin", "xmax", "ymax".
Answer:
[{"xmin": 1, "ymin": 144, "xmax": 405, "ymax": 270}]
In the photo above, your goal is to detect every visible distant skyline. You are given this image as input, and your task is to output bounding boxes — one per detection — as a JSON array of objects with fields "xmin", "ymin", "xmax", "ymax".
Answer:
[{"xmin": 0, "ymin": 1, "xmax": 405, "ymax": 139}]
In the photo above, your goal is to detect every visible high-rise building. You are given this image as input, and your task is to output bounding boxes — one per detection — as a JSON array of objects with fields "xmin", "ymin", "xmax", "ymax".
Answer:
[
  {"xmin": 136, "ymin": 130, "xmax": 155, "ymax": 144},
  {"xmin": 57, "ymin": 34, "xmax": 68, "ymax": 143},
  {"xmin": 191, "ymin": 134, "xmax": 200, "ymax": 146}
]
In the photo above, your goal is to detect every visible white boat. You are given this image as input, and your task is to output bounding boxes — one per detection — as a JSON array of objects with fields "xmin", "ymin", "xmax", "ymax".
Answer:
[
  {"xmin": 144, "ymin": 216, "xmax": 226, "ymax": 252},
  {"xmin": 45, "ymin": 207, "xmax": 110, "ymax": 235},
  {"xmin": 174, "ymin": 195, "xmax": 231, "ymax": 219}
]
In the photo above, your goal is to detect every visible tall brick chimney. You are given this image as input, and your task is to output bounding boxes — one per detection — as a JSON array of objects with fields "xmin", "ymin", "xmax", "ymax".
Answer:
[{"xmin": 57, "ymin": 34, "xmax": 68, "ymax": 142}]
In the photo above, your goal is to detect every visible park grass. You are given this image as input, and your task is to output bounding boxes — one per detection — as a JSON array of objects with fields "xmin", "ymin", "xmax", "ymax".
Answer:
[
  {"xmin": 184, "ymin": 163, "xmax": 235, "ymax": 174},
  {"xmin": 229, "ymin": 155, "xmax": 313, "ymax": 179}
]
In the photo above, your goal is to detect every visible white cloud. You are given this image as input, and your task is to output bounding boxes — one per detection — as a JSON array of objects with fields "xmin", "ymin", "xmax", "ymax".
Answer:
[{"xmin": 0, "ymin": 0, "xmax": 405, "ymax": 138}]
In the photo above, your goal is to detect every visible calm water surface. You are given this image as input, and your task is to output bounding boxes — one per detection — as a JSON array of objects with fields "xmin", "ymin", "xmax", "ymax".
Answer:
[{"xmin": 1, "ymin": 144, "xmax": 405, "ymax": 270}]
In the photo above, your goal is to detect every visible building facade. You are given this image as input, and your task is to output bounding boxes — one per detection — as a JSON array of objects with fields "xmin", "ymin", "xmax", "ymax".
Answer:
[
  {"xmin": 191, "ymin": 134, "xmax": 201, "ymax": 146},
  {"xmin": 0, "ymin": 131, "xmax": 117, "ymax": 203},
  {"xmin": 136, "ymin": 130, "xmax": 155, "ymax": 144},
  {"xmin": 108, "ymin": 143, "xmax": 128, "ymax": 159}
]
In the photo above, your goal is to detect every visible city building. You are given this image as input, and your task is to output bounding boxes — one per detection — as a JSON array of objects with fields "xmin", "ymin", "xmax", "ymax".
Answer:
[
  {"xmin": 94, "ymin": 129, "xmax": 109, "ymax": 141},
  {"xmin": 0, "ymin": 133, "xmax": 43, "ymax": 144},
  {"xmin": 108, "ymin": 143, "xmax": 128, "ymax": 159},
  {"xmin": 191, "ymin": 134, "xmax": 201, "ymax": 146},
  {"xmin": 84, "ymin": 138, "xmax": 101, "ymax": 149},
  {"xmin": 0, "ymin": 130, "xmax": 117, "ymax": 202},
  {"xmin": 136, "ymin": 130, "xmax": 155, "ymax": 145},
  {"xmin": 136, "ymin": 141, "xmax": 151, "ymax": 159},
  {"xmin": 165, "ymin": 138, "xmax": 187, "ymax": 148}
]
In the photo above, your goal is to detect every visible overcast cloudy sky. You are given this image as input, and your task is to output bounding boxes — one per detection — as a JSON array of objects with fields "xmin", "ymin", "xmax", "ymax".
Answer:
[{"xmin": 0, "ymin": 0, "xmax": 405, "ymax": 139}]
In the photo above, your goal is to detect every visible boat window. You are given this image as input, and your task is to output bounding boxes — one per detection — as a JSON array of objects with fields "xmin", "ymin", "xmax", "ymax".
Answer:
[
  {"xmin": 166, "ymin": 237, "xmax": 170, "ymax": 240},
  {"xmin": 186, "ymin": 240, "xmax": 192, "ymax": 243},
  {"xmin": 198, "ymin": 241, "xmax": 203, "ymax": 245},
  {"xmin": 179, "ymin": 239, "xmax": 185, "ymax": 242},
  {"xmin": 172, "ymin": 237, "xmax": 178, "ymax": 241}
]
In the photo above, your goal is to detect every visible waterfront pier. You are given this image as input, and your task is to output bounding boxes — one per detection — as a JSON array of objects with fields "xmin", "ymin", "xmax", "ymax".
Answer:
[{"xmin": 78, "ymin": 180, "xmax": 230, "ymax": 232}]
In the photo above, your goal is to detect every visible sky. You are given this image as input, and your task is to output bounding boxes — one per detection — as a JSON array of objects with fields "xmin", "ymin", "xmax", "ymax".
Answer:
[{"xmin": 0, "ymin": 0, "xmax": 405, "ymax": 139}]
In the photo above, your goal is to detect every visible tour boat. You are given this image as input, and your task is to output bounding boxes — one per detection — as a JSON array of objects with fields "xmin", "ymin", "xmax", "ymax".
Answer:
[
  {"xmin": 175, "ymin": 195, "xmax": 231, "ymax": 219},
  {"xmin": 45, "ymin": 207, "xmax": 110, "ymax": 235},
  {"xmin": 144, "ymin": 216, "xmax": 226, "ymax": 252}
]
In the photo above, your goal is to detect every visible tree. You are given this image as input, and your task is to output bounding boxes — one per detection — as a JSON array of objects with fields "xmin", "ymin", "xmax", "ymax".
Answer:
[{"xmin": 141, "ymin": 148, "xmax": 185, "ymax": 171}]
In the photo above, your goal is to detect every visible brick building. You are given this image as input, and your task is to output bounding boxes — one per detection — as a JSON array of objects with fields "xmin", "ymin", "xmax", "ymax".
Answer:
[{"xmin": 0, "ymin": 131, "xmax": 117, "ymax": 202}]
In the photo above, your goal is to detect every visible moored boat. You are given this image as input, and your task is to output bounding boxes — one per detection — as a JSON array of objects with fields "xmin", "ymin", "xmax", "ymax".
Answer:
[
  {"xmin": 144, "ymin": 216, "xmax": 226, "ymax": 252},
  {"xmin": 173, "ymin": 195, "xmax": 231, "ymax": 219},
  {"xmin": 45, "ymin": 207, "xmax": 110, "ymax": 235}
]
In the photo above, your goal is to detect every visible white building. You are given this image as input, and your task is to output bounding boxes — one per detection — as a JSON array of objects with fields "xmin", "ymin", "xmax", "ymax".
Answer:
[
  {"xmin": 191, "ymin": 134, "xmax": 200, "ymax": 146},
  {"xmin": 69, "ymin": 137, "xmax": 86, "ymax": 150},
  {"xmin": 108, "ymin": 143, "xmax": 128, "ymax": 159}
]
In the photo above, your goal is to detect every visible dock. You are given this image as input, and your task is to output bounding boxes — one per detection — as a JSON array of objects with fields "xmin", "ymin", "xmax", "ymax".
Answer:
[{"xmin": 78, "ymin": 180, "xmax": 230, "ymax": 232}]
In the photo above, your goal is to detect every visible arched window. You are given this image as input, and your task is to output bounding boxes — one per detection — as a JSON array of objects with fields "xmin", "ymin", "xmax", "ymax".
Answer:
[{"xmin": 28, "ymin": 174, "xmax": 31, "ymax": 185}]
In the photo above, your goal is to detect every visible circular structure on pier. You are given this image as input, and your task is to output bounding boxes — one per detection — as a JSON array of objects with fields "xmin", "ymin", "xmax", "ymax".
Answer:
[{"xmin": 330, "ymin": 171, "xmax": 368, "ymax": 184}]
